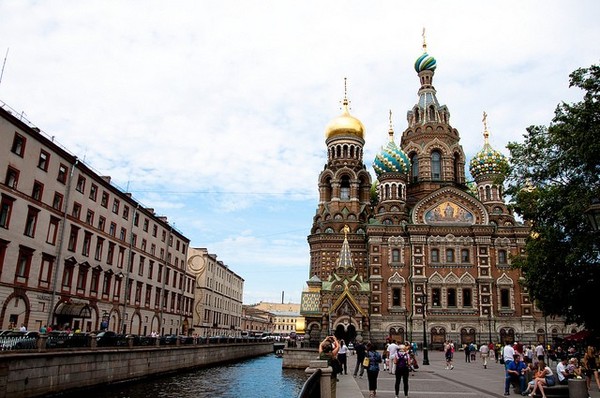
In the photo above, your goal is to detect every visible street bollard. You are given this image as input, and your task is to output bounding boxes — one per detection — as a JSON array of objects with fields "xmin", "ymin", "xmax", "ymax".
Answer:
[{"xmin": 568, "ymin": 378, "xmax": 587, "ymax": 398}]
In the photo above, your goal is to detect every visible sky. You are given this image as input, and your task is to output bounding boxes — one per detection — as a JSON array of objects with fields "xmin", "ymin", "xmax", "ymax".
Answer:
[{"xmin": 1, "ymin": 1, "xmax": 599, "ymax": 305}]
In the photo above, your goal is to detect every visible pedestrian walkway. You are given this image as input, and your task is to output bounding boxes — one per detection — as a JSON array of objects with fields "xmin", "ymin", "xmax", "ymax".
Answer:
[{"xmin": 337, "ymin": 350, "xmax": 600, "ymax": 398}]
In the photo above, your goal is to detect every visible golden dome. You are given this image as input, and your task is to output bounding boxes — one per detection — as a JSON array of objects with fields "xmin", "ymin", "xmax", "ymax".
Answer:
[{"xmin": 324, "ymin": 98, "xmax": 365, "ymax": 140}]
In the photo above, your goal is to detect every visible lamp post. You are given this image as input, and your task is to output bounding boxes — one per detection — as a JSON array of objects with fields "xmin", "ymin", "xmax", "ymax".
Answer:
[
  {"xmin": 487, "ymin": 312, "xmax": 492, "ymax": 343},
  {"xmin": 422, "ymin": 294, "xmax": 430, "ymax": 365}
]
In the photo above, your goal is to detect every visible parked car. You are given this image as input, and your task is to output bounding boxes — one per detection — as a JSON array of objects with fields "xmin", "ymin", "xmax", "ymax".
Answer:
[
  {"xmin": 45, "ymin": 331, "xmax": 70, "ymax": 348},
  {"xmin": 95, "ymin": 331, "xmax": 120, "ymax": 347}
]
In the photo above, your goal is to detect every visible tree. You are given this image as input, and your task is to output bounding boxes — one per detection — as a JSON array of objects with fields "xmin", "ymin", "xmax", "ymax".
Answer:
[{"xmin": 506, "ymin": 65, "xmax": 600, "ymax": 333}]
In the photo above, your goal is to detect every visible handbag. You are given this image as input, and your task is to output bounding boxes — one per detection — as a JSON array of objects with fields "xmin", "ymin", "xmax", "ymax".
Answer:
[
  {"xmin": 500, "ymin": 357, "xmax": 505, "ymax": 365},
  {"xmin": 363, "ymin": 357, "xmax": 370, "ymax": 367}
]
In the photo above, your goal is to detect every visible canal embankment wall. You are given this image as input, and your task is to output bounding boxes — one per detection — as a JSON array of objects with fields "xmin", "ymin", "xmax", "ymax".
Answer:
[{"xmin": 0, "ymin": 342, "xmax": 273, "ymax": 398}]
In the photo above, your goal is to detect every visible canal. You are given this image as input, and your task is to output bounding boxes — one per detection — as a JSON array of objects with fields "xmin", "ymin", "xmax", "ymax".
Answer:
[{"xmin": 53, "ymin": 353, "xmax": 306, "ymax": 398}]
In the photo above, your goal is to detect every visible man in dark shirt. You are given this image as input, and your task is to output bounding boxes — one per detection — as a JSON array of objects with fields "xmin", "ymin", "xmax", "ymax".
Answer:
[{"xmin": 353, "ymin": 341, "xmax": 366, "ymax": 378}]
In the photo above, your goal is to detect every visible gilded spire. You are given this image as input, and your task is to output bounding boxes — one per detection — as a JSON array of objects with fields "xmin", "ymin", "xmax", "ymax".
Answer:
[
  {"xmin": 342, "ymin": 77, "xmax": 349, "ymax": 108},
  {"xmin": 338, "ymin": 225, "xmax": 353, "ymax": 269},
  {"xmin": 422, "ymin": 27, "xmax": 427, "ymax": 52},
  {"xmin": 482, "ymin": 111, "xmax": 490, "ymax": 145}
]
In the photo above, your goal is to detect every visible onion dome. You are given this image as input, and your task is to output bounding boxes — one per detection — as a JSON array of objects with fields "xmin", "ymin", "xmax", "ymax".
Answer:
[
  {"xmin": 373, "ymin": 112, "xmax": 411, "ymax": 176},
  {"xmin": 469, "ymin": 112, "xmax": 509, "ymax": 179},
  {"xmin": 325, "ymin": 79, "xmax": 365, "ymax": 140},
  {"xmin": 414, "ymin": 52, "xmax": 437, "ymax": 73}
]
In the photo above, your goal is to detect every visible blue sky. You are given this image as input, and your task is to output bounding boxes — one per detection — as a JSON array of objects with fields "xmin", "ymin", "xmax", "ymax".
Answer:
[{"xmin": 1, "ymin": 0, "xmax": 599, "ymax": 304}]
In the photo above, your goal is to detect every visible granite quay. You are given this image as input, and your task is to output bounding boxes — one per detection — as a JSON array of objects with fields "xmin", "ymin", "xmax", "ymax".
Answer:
[{"xmin": 0, "ymin": 340, "xmax": 272, "ymax": 397}]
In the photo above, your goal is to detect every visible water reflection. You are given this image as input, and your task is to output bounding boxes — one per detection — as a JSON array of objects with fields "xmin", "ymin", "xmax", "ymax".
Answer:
[{"xmin": 56, "ymin": 354, "xmax": 305, "ymax": 398}]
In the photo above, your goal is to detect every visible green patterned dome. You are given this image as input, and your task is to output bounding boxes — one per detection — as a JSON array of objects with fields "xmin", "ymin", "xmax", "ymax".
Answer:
[
  {"xmin": 414, "ymin": 52, "xmax": 437, "ymax": 73},
  {"xmin": 373, "ymin": 140, "xmax": 411, "ymax": 177},
  {"xmin": 469, "ymin": 143, "xmax": 508, "ymax": 179}
]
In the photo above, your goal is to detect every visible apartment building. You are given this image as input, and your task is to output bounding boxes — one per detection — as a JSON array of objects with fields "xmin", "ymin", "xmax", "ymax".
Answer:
[{"xmin": 0, "ymin": 102, "xmax": 194, "ymax": 336}]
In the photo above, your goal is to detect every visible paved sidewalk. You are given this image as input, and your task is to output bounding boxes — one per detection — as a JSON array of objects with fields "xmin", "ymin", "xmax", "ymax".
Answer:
[{"xmin": 339, "ymin": 350, "xmax": 600, "ymax": 398}]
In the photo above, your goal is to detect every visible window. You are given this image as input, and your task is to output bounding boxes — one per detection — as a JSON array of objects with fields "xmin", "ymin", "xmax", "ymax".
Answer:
[
  {"xmin": 447, "ymin": 288, "xmax": 456, "ymax": 307},
  {"xmin": 148, "ymin": 261, "xmax": 154, "ymax": 280},
  {"xmin": 46, "ymin": 216, "xmax": 60, "ymax": 245},
  {"xmin": 118, "ymin": 246, "xmax": 125, "ymax": 268},
  {"xmin": 430, "ymin": 248, "xmax": 439, "ymax": 263},
  {"xmin": 123, "ymin": 205, "xmax": 129, "ymax": 220},
  {"xmin": 133, "ymin": 211, "xmax": 139, "ymax": 227},
  {"xmin": 24, "ymin": 206, "xmax": 40, "ymax": 237},
  {"xmin": 32, "ymin": 181, "xmax": 44, "ymax": 201},
  {"xmin": 89, "ymin": 184, "xmax": 98, "ymax": 201},
  {"xmin": 446, "ymin": 248, "xmax": 455, "ymax": 263},
  {"xmin": 158, "ymin": 264, "xmax": 163, "ymax": 283},
  {"xmin": 431, "ymin": 151, "xmax": 441, "ymax": 180},
  {"xmin": 15, "ymin": 246, "xmax": 34, "ymax": 282},
  {"xmin": 11, "ymin": 133, "xmax": 26, "ymax": 156},
  {"xmin": 143, "ymin": 218, "xmax": 149, "ymax": 232},
  {"xmin": 392, "ymin": 288, "xmax": 401, "ymax": 306},
  {"xmin": 52, "ymin": 192, "xmax": 63, "ymax": 210},
  {"xmin": 145, "ymin": 285, "xmax": 152, "ymax": 307},
  {"xmin": 76, "ymin": 175, "xmax": 86, "ymax": 193},
  {"xmin": 94, "ymin": 237, "xmax": 104, "ymax": 261},
  {"xmin": 141, "ymin": 239, "xmax": 147, "ymax": 252},
  {"xmin": 113, "ymin": 278, "xmax": 122, "ymax": 299},
  {"xmin": 500, "ymin": 288, "xmax": 510, "ymax": 308},
  {"xmin": 38, "ymin": 150, "xmax": 50, "ymax": 171},
  {"xmin": 57, "ymin": 164, "xmax": 68, "ymax": 184},
  {"xmin": 152, "ymin": 225, "xmax": 157, "ymax": 237},
  {"xmin": 498, "ymin": 249, "xmax": 508, "ymax": 265},
  {"xmin": 432, "ymin": 288, "xmax": 441, "ymax": 307},
  {"xmin": 138, "ymin": 256, "xmax": 145, "ymax": 276},
  {"xmin": 109, "ymin": 222, "xmax": 116, "ymax": 237},
  {"xmin": 5, "ymin": 166, "xmax": 19, "ymax": 188},
  {"xmin": 410, "ymin": 153, "xmax": 419, "ymax": 183},
  {"xmin": 463, "ymin": 288, "xmax": 472, "ymax": 307},
  {"xmin": 391, "ymin": 249, "xmax": 400, "ymax": 263},
  {"xmin": 0, "ymin": 194, "xmax": 15, "ymax": 228},
  {"xmin": 112, "ymin": 198, "xmax": 120, "ymax": 214},
  {"xmin": 107, "ymin": 242, "xmax": 115, "ymax": 265},
  {"xmin": 98, "ymin": 216, "xmax": 106, "ymax": 231},
  {"xmin": 82, "ymin": 231, "xmax": 92, "ymax": 256},
  {"xmin": 102, "ymin": 273, "xmax": 111, "ymax": 296},
  {"xmin": 76, "ymin": 267, "xmax": 88, "ymax": 291},
  {"xmin": 461, "ymin": 249, "xmax": 470, "ymax": 263},
  {"xmin": 62, "ymin": 263, "xmax": 74, "ymax": 290},
  {"xmin": 90, "ymin": 269, "xmax": 100, "ymax": 293},
  {"xmin": 162, "ymin": 230, "xmax": 166, "ymax": 242},
  {"xmin": 38, "ymin": 254, "xmax": 54, "ymax": 288},
  {"xmin": 120, "ymin": 227, "xmax": 126, "ymax": 241},
  {"xmin": 101, "ymin": 191, "xmax": 109, "ymax": 207},
  {"xmin": 86, "ymin": 209, "xmax": 94, "ymax": 225},
  {"xmin": 340, "ymin": 176, "xmax": 351, "ymax": 200},
  {"xmin": 67, "ymin": 225, "xmax": 80, "ymax": 252},
  {"xmin": 72, "ymin": 202, "xmax": 82, "ymax": 219},
  {"xmin": 150, "ymin": 243, "xmax": 156, "ymax": 256}
]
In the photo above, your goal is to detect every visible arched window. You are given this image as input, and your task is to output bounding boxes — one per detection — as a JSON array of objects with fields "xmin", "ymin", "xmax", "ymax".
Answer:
[
  {"xmin": 462, "ymin": 288, "xmax": 472, "ymax": 307},
  {"xmin": 430, "ymin": 248, "xmax": 439, "ymax": 263},
  {"xmin": 392, "ymin": 249, "xmax": 400, "ymax": 263},
  {"xmin": 485, "ymin": 186, "xmax": 492, "ymax": 201},
  {"xmin": 500, "ymin": 288, "xmax": 510, "ymax": 308},
  {"xmin": 392, "ymin": 288, "xmax": 401, "ymax": 306},
  {"xmin": 446, "ymin": 248, "xmax": 455, "ymax": 263},
  {"xmin": 454, "ymin": 154, "xmax": 461, "ymax": 182},
  {"xmin": 447, "ymin": 288, "xmax": 456, "ymax": 307},
  {"xmin": 340, "ymin": 176, "xmax": 350, "ymax": 200},
  {"xmin": 431, "ymin": 151, "xmax": 441, "ymax": 180},
  {"xmin": 410, "ymin": 154, "xmax": 419, "ymax": 183},
  {"xmin": 461, "ymin": 249, "xmax": 470, "ymax": 263},
  {"xmin": 498, "ymin": 249, "xmax": 507, "ymax": 265}
]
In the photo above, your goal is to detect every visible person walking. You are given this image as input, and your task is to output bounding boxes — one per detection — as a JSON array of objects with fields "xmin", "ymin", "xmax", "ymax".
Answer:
[
  {"xmin": 583, "ymin": 346, "xmax": 600, "ymax": 392},
  {"xmin": 480, "ymin": 342, "xmax": 490, "ymax": 369},
  {"xmin": 366, "ymin": 342, "xmax": 382, "ymax": 398},
  {"xmin": 338, "ymin": 339, "xmax": 348, "ymax": 375},
  {"xmin": 444, "ymin": 340, "xmax": 454, "ymax": 370},
  {"xmin": 394, "ymin": 344, "xmax": 411, "ymax": 398},
  {"xmin": 388, "ymin": 340, "xmax": 399, "ymax": 374},
  {"xmin": 353, "ymin": 340, "xmax": 366, "ymax": 378},
  {"xmin": 464, "ymin": 343, "xmax": 471, "ymax": 363},
  {"xmin": 503, "ymin": 341, "xmax": 515, "ymax": 369}
]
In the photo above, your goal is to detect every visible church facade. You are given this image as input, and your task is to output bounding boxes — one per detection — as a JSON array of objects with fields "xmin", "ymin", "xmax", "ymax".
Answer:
[{"xmin": 300, "ymin": 43, "xmax": 570, "ymax": 348}]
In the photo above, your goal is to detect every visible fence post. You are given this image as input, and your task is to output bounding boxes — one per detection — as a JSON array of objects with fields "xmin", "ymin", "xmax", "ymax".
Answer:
[
  {"xmin": 37, "ymin": 335, "xmax": 48, "ymax": 352},
  {"xmin": 305, "ymin": 360, "xmax": 334, "ymax": 398}
]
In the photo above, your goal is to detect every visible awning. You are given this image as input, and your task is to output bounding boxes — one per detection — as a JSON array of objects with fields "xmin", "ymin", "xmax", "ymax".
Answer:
[
  {"xmin": 563, "ymin": 330, "xmax": 591, "ymax": 342},
  {"xmin": 55, "ymin": 303, "xmax": 92, "ymax": 318}
]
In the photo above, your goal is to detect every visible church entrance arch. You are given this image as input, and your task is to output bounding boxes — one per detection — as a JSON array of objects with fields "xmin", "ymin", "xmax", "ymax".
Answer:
[
  {"xmin": 333, "ymin": 319, "xmax": 358, "ymax": 343},
  {"xmin": 500, "ymin": 327, "xmax": 515, "ymax": 344},
  {"xmin": 389, "ymin": 326, "xmax": 405, "ymax": 343},
  {"xmin": 460, "ymin": 327, "xmax": 476, "ymax": 345},
  {"xmin": 431, "ymin": 326, "xmax": 446, "ymax": 350}
]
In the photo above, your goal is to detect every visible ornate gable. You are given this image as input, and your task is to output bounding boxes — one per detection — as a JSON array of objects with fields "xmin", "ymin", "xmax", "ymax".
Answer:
[{"xmin": 412, "ymin": 186, "xmax": 489, "ymax": 225}]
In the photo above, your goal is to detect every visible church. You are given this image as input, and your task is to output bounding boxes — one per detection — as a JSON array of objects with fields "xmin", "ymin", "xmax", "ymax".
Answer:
[{"xmin": 300, "ymin": 39, "xmax": 569, "ymax": 348}]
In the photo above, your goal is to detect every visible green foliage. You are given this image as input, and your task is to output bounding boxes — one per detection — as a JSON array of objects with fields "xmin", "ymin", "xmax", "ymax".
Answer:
[{"xmin": 506, "ymin": 65, "xmax": 600, "ymax": 332}]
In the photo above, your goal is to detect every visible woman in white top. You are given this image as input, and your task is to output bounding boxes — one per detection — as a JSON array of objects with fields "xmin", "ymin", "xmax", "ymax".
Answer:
[
  {"xmin": 338, "ymin": 340, "xmax": 349, "ymax": 375},
  {"xmin": 529, "ymin": 359, "xmax": 554, "ymax": 398}
]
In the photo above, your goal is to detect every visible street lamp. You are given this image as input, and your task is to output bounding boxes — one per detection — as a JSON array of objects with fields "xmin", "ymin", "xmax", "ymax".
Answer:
[
  {"xmin": 584, "ymin": 200, "xmax": 600, "ymax": 231},
  {"xmin": 422, "ymin": 294, "xmax": 430, "ymax": 365}
]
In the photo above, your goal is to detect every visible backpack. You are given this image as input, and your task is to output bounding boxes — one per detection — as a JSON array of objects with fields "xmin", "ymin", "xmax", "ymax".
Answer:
[{"xmin": 396, "ymin": 352, "xmax": 409, "ymax": 369}]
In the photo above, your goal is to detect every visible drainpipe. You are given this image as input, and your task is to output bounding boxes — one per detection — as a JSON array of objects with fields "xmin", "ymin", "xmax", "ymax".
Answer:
[
  {"xmin": 121, "ymin": 204, "xmax": 139, "ymax": 334},
  {"xmin": 47, "ymin": 158, "xmax": 78, "ymax": 327}
]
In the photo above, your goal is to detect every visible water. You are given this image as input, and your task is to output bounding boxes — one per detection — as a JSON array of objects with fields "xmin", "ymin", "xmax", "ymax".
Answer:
[{"xmin": 53, "ymin": 353, "xmax": 306, "ymax": 398}]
